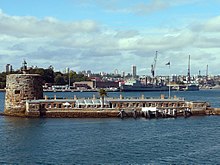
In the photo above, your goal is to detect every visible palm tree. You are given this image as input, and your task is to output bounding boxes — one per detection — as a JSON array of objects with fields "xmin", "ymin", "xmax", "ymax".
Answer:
[{"xmin": 99, "ymin": 88, "xmax": 107, "ymax": 108}]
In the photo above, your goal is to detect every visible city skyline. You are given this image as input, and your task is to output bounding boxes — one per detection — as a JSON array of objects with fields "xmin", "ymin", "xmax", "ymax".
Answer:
[{"xmin": 0, "ymin": 0, "xmax": 220, "ymax": 75}]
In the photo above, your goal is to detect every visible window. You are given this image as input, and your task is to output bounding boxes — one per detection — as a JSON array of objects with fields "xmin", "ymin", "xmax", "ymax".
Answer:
[{"xmin": 14, "ymin": 90, "xmax": 20, "ymax": 94}]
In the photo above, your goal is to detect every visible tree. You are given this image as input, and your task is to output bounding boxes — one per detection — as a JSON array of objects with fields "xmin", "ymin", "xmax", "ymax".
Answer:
[
  {"xmin": 99, "ymin": 88, "xmax": 107, "ymax": 108},
  {"xmin": 0, "ymin": 67, "xmax": 89, "ymax": 88},
  {"xmin": 54, "ymin": 73, "xmax": 66, "ymax": 85},
  {"xmin": 43, "ymin": 68, "xmax": 55, "ymax": 83},
  {"xmin": 29, "ymin": 68, "xmax": 55, "ymax": 84},
  {"xmin": 0, "ymin": 72, "xmax": 7, "ymax": 88}
]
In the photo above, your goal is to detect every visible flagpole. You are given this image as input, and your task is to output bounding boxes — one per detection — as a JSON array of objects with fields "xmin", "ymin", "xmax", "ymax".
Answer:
[{"xmin": 166, "ymin": 61, "xmax": 171, "ymax": 99}]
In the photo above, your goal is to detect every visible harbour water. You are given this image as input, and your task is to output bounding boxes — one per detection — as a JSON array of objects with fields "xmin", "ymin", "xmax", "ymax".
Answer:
[{"xmin": 0, "ymin": 90, "xmax": 220, "ymax": 164}]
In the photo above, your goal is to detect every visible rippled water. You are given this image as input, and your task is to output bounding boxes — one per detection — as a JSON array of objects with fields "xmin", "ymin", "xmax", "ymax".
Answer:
[{"xmin": 0, "ymin": 90, "xmax": 220, "ymax": 164}]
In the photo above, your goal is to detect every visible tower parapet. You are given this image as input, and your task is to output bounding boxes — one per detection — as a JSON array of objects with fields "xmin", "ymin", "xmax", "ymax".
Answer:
[{"xmin": 4, "ymin": 74, "xmax": 43, "ymax": 115}]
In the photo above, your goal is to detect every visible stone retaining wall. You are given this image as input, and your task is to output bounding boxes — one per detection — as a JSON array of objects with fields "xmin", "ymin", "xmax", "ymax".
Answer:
[
  {"xmin": 213, "ymin": 108, "xmax": 220, "ymax": 115},
  {"xmin": 191, "ymin": 109, "xmax": 206, "ymax": 116},
  {"xmin": 44, "ymin": 111, "xmax": 120, "ymax": 118},
  {"xmin": 4, "ymin": 74, "xmax": 43, "ymax": 115}
]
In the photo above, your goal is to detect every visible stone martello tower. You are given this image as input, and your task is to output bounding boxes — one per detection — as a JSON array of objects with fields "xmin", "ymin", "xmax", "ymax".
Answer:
[{"xmin": 4, "ymin": 61, "xmax": 43, "ymax": 115}]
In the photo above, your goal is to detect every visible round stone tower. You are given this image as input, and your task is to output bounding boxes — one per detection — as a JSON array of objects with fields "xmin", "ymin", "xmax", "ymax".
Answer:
[{"xmin": 4, "ymin": 74, "xmax": 43, "ymax": 115}]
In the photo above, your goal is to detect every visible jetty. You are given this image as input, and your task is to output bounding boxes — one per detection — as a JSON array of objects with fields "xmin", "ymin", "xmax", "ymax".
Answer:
[{"xmin": 2, "ymin": 73, "xmax": 220, "ymax": 118}]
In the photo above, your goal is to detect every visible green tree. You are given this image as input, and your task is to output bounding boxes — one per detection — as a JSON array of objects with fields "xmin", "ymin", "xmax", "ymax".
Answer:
[
  {"xmin": 43, "ymin": 68, "xmax": 55, "ymax": 83},
  {"xmin": 0, "ymin": 72, "xmax": 7, "ymax": 89},
  {"xmin": 54, "ymin": 73, "xmax": 66, "ymax": 85},
  {"xmin": 0, "ymin": 66, "xmax": 89, "ymax": 88},
  {"xmin": 29, "ymin": 67, "xmax": 55, "ymax": 84},
  {"xmin": 99, "ymin": 88, "xmax": 107, "ymax": 108}
]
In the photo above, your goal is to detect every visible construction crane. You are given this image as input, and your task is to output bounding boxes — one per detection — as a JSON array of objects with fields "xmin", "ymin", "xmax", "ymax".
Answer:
[
  {"xmin": 151, "ymin": 51, "xmax": 158, "ymax": 78},
  {"xmin": 187, "ymin": 55, "xmax": 191, "ymax": 83}
]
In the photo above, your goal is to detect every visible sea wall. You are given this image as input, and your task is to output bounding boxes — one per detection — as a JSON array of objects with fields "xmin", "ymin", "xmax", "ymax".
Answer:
[
  {"xmin": 26, "ymin": 109, "xmax": 208, "ymax": 118},
  {"xmin": 43, "ymin": 111, "xmax": 119, "ymax": 118},
  {"xmin": 2, "ymin": 108, "xmax": 219, "ymax": 118},
  {"xmin": 214, "ymin": 108, "xmax": 220, "ymax": 115},
  {"xmin": 191, "ymin": 109, "xmax": 206, "ymax": 116},
  {"xmin": 207, "ymin": 108, "xmax": 220, "ymax": 115},
  {"xmin": 26, "ymin": 109, "xmax": 140, "ymax": 118}
]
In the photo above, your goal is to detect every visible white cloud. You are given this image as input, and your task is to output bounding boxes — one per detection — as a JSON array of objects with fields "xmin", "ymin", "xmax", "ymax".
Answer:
[
  {"xmin": 87, "ymin": 0, "xmax": 203, "ymax": 15},
  {"xmin": 203, "ymin": 16, "xmax": 220, "ymax": 32},
  {"xmin": 0, "ymin": 10, "xmax": 220, "ymax": 75},
  {"xmin": 0, "ymin": 11, "xmax": 99, "ymax": 38}
]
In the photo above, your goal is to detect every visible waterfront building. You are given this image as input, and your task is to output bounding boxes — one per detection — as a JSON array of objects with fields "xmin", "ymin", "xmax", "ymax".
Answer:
[
  {"xmin": 73, "ymin": 81, "xmax": 119, "ymax": 90},
  {"xmin": 73, "ymin": 81, "xmax": 94, "ymax": 89}
]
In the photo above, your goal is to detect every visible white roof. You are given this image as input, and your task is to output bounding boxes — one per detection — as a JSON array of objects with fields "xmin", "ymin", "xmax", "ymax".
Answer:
[{"xmin": 76, "ymin": 99, "xmax": 109, "ymax": 106}]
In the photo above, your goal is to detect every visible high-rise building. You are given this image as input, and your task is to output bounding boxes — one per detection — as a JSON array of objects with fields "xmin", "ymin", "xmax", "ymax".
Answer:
[
  {"xmin": 66, "ymin": 67, "xmax": 70, "ymax": 74},
  {"xmin": 87, "ymin": 70, "xmax": 92, "ymax": 75},
  {"xmin": 121, "ymin": 71, "xmax": 125, "ymax": 78},
  {"xmin": 87, "ymin": 70, "xmax": 92, "ymax": 77},
  {"xmin": 114, "ymin": 69, "xmax": 118, "ymax": 75},
  {"xmin": 132, "ymin": 65, "xmax": 137, "ymax": 78},
  {"xmin": 6, "ymin": 64, "xmax": 12, "ymax": 73}
]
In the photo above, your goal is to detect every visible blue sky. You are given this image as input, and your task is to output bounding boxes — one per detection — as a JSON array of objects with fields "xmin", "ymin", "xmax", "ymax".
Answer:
[{"xmin": 0, "ymin": 0, "xmax": 220, "ymax": 76}]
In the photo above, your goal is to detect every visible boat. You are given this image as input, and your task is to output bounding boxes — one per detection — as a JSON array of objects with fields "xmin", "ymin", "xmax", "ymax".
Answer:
[
  {"xmin": 178, "ymin": 84, "xmax": 200, "ymax": 91},
  {"xmin": 120, "ymin": 79, "xmax": 169, "ymax": 92}
]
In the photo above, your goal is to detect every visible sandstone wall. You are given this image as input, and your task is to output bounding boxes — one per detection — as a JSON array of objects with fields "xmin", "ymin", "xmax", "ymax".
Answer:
[{"xmin": 4, "ymin": 74, "xmax": 43, "ymax": 115}]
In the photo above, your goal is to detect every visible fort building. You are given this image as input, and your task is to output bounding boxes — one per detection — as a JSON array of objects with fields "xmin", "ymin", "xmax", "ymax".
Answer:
[
  {"xmin": 4, "ymin": 74, "xmax": 43, "ymax": 115},
  {"xmin": 3, "ymin": 71, "xmax": 219, "ymax": 118}
]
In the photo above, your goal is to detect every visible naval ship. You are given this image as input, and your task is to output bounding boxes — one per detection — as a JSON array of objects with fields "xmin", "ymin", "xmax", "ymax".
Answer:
[{"xmin": 120, "ymin": 79, "xmax": 169, "ymax": 92}]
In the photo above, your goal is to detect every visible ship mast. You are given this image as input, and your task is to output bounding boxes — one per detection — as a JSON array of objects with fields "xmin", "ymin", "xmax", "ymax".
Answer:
[{"xmin": 187, "ymin": 55, "xmax": 191, "ymax": 83}]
